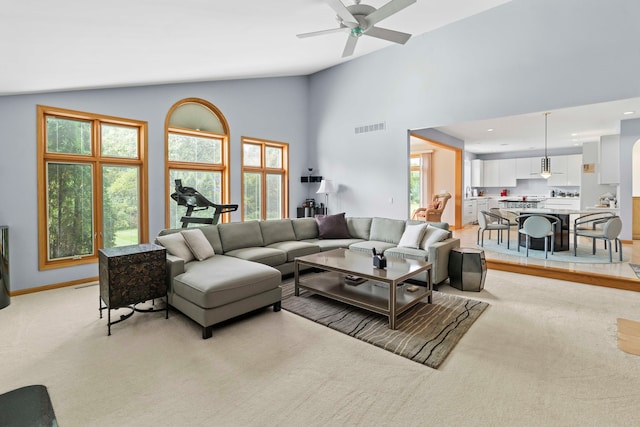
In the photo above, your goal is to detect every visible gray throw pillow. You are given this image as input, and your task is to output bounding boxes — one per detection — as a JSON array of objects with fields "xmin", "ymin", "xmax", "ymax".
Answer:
[
  {"xmin": 156, "ymin": 232, "xmax": 195, "ymax": 262},
  {"xmin": 315, "ymin": 212, "xmax": 351, "ymax": 239},
  {"xmin": 181, "ymin": 228, "xmax": 215, "ymax": 261}
]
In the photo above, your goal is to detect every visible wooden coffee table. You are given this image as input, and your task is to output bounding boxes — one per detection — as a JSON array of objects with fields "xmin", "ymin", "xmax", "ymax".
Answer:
[{"xmin": 294, "ymin": 248, "xmax": 432, "ymax": 329}]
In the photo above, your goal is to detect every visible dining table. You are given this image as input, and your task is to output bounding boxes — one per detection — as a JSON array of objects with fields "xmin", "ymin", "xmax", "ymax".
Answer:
[{"xmin": 505, "ymin": 208, "xmax": 592, "ymax": 252}]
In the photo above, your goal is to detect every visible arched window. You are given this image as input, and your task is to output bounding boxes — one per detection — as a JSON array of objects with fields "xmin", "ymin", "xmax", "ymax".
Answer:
[{"xmin": 165, "ymin": 98, "xmax": 230, "ymax": 228}]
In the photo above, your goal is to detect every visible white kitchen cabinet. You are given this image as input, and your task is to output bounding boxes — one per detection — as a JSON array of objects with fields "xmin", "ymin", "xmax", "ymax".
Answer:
[
  {"xmin": 482, "ymin": 159, "xmax": 516, "ymax": 187},
  {"xmin": 476, "ymin": 198, "xmax": 489, "ymax": 214},
  {"xmin": 547, "ymin": 155, "xmax": 582, "ymax": 186},
  {"xmin": 483, "ymin": 160, "xmax": 500, "ymax": 187},
  {"xmin": 500, "ymin": 159, "xmax": 517, "ymax": 186},
  {"xmin": 547, "ymin": 155, "xmax": 568, "ymax": 186},
  {"xmin": 463, "ymin": 200, "xmax": 477, "ymax": 224},
  {"xmin": 599, "ymin": 135, "xmax": 620, "ymax": 184},
  {"xmin": 566, "ymin": 154, "xmax": 581, "ymax": 186},
  {"xmin": 471, "ymin": 159, "xmax": 483, "ymax": 187},
  {"xmin": 516, "ymin": 157, "xmax": 540, "ymax": 179}
]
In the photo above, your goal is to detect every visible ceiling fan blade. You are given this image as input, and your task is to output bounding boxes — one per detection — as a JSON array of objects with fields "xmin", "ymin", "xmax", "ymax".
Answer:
[
  {"xmin": 365, "ymin": 26, "xmax": 412, "ymax": 44},
  {"xmin": 326, "ymin": 0, "xmax": 359, "ymax": 27},
  {"xmin": 366, "ymin": 0, "xmax": 417, "ymax": 26},
  {"xmin": 297, "ymin": 27, "xmax": 349, "ymax": 38},
  {"xmin": 342, "ymin": 35, "xmax": 358, "ymax": 57}
]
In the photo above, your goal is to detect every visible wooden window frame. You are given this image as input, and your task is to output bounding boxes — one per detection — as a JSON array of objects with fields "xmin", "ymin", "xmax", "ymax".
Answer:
[
  {"xmin": 37, "ymin": 105, "xmax": 148, "ymax": 270},
  {"xmin": 164, "ymin": 98, "xmax": 231, "ymax": 228},
  {"xmin": 241, "ymin": 137, "xmax": 289, "ymax": 221}
]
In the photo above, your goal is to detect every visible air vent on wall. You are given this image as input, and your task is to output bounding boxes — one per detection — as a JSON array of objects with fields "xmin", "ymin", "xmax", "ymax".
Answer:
[{"xmin": 355, "ymin": 121, "xmax": 386, "ymax": 135}]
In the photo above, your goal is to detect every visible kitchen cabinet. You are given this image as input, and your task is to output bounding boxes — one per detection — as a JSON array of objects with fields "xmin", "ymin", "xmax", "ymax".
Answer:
[
  {"xmin": 547, "ymin": 155, "xmax": 582, "ymax": 186},
  {"xmin": 471, "ymin": 159, "xmax": 483, "ymax": 187},
  {"xmin": 516, "ymin": 157, "xmax": 539, "ymax": 179},
  {"xmin": 463, "ymin": 200, "xmax": 477, "ymax": 224},
  {"xmin": 476, "ymin": 198, "xmax": 489, "ymax": 214},
  {"xmin": 599, "ymin": 135, "xmax": 620, "ymax": 184},
  {"xmin": 483, "ymin": 159, "xmax": 516, "ymax": 187},
  {"xmin": 566, "ymin": 154, "xmax": 581, "ymax": 186}
]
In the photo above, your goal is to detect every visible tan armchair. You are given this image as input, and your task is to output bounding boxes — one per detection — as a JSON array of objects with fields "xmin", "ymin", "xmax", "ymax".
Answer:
[{"xmin": 411, "ymin": 192, "xmax": 452, "ymax": 222}]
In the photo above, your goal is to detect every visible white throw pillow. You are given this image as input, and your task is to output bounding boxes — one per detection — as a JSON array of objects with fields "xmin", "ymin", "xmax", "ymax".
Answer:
[
  {"xmin": 181, "ymin": 228, "xmax": 215, "ymax": 261},
  {"xmin": 420, "ymin": 225, "xmax": 450, "ymax": 250},
  {"xmin": 398, "ymin": 223, "xmax": 428, "ymax": 249},
  {"xmin": 156, "ymin": 232, "xmax": 195, "ymax": 262}
]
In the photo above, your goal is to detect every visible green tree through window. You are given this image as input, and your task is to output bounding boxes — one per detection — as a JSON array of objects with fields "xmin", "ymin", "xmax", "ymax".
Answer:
[{"xmin": 38, "ymin": 105, "xmax": 148, "ymax": 270}]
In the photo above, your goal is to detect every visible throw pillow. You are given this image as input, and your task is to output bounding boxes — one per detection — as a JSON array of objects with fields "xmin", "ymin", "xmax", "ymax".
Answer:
[
  {"xmin": 397, "ymin": 223, "xmax": 428, "ymax": 249},
  {"xmin": 315, "ymin": 212, "xmax": 351, "ymax": 239},
  {"xmin": 156, "ymin": 232, "xmax": 195, "ymax": 262},
  {"xmin": 181, "ymin": 228, "xmax": 215, "ymax": 261},
  {"xmin": 420, "ymin": 225, "xmax": 450, "ymax": 250}
]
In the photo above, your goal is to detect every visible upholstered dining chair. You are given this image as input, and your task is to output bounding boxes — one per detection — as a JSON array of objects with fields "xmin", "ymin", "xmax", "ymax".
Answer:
[
  {"xmin": 477, "ymin": 210, "xmax": 512, "ymax": 249},
  {"xmin": 517, "ymin": 214, "xmax": 558, "ymax": 258},
  {"xmin": 411, "ymin": 192, "xmax": 451, "ymax": 222},
  {"xmin": 574, "ymin": 215, "xmax": 622, "ymax": 263},
  {"xmin": 490, "ymin": 208, "xmax": 519, "ymax": 228}
]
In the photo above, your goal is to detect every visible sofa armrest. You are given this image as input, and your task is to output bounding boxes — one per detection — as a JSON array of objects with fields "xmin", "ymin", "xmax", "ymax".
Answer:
[
  {"xmin": 428, "ymin": 238, "xmax": 460, "ymax": 285},
  {"xmin": 165, "ymin": 254, "xmax": 185, "ymax": 292}
]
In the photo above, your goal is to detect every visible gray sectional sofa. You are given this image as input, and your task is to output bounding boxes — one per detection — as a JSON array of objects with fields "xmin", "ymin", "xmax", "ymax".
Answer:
[{"xmin": 156, "ymin": 216, "xmax": 460, "ymax": 339}]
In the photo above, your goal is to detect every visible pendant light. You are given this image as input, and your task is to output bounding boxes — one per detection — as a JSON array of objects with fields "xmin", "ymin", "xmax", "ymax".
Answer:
[{"xmin": 540, "ymin": 112, "xmax": 552, "ymax": 179}]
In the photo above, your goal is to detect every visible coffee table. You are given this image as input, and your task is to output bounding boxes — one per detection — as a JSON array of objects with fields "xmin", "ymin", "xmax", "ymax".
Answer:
[{"xmin": 294, "ymin": 248, "xmax": 432, "ymax": 329}]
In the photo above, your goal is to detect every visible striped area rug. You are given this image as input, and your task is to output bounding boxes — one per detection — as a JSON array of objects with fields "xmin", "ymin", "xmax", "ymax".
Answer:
[{"xmin": 281, "ymin": 276, "xmax": 488, "ymax": 369}]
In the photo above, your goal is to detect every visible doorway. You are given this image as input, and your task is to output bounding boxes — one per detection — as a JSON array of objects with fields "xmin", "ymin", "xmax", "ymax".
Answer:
[{"xmin": 409, "ymin": 134, "xmax": 463, "ymax": 227}]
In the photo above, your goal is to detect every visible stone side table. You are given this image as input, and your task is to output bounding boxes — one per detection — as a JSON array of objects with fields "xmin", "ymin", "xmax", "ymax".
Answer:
[
  {"xmin": 99, "ymin": 243, "xmax": 167, "ymax": 335},
  {"xmin": 448, "ymin": 247, "xmax": 487, "ymax": 292}
]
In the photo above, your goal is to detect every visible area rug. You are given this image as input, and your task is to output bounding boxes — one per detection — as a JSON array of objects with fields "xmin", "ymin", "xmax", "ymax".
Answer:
[
  {"xmin": 629, "ymin": 264, "xmax": 640, "ymax": 279},
  {"xmin": 281, "ymin": 276, "xmax": 488, "ymax": 369},
  {"xmin": 0, "ymin": 385, "xmax": 58, "ymax": 427},
  {"xmin": 480, "ymin": 237, "xmax": 626, "ymax": 264}
]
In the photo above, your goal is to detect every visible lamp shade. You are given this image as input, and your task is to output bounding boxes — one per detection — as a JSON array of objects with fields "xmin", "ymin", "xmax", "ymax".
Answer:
[{"xmin": 316, "ymin": 179, "xmax": 335, "ymax": 194}]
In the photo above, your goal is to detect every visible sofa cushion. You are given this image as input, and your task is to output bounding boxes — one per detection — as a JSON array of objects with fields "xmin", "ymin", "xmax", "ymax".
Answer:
[
  {"xmin": 421, "ymin": 225, "xmax": 450, "ymax": 250},
  {"xmin": 260, "ymin": 219, "xmax": 296, "ymax": 246},
  {"xmin": 315, "ymin": 212, "xmax": 351, "ymax": 238},
  {"xmin": 267, "ymin": 241, "xmax": 320, "ymax": 262},
  {"xmin": 302, "ymin": 238, "xmax": 365, "ymax": 252},
  {"xmin": 292, "ymin": 218, "xmax": 319, "ymax": 240},
  {"xmin": 218, "ymin": 221, "xmax": 264, "ymax": 252},
  {"xmin": 369, "ymin": 217, "xmax": 406, "ymax": 244},
  {"xmin": 173, "ymin": 256, "xmax": 280, "ymax": 309},
  {"xmin": 181, "ymin": 228, "xmax": 215, "ymax": 261},
  {"xmin": 397, "ymin": 223, "xmax": 428, "ymax": 249},
  {"xmin": 347, "ymin": 217, "xmax": 372, "ymax": 240},
  {"xmin": 224, "ymin": 247, "xmax": 287, "ymax": 266},
  {"xmin": 156, "ymin": 232, "xmax": 195, "ymax": 262},
  {"xmin": 384, "ymin": 246, "xmax": 429, "ymax": 262},
  {"xmin": 197, "ymin": 225, "xmax": 224, "ymax": 255},
  {"xmin": 349, "ymin": 240, "xmax": 397, "ymax": 255}
]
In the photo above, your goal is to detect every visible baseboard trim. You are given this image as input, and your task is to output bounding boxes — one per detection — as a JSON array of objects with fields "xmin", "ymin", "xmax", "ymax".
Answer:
[
  {"xmin": 487, "ymin": 260, "xmax": 640, "ymax": 292},
  {"xmin": 10, "ymin": 276, "xmax": 99, "ymax": 296}
]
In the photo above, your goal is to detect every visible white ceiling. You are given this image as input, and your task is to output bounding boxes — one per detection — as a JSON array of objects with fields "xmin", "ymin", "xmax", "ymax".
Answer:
[
  {"xmin": 429, "ymin": 97, "xmax": 640, "ymax": 155},
  {"xmin": 0, "ymin": 0, "xmax": 510, "ymax": 96}
]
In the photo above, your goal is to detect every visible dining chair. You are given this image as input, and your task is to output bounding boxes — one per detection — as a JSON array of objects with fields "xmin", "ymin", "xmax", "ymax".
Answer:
[
  {"xmin": 573, "ymin": 216, "xmax": 622, "ymax": 262},
  {"xmin": 477, "ymin": 210, "xmax": 512, "ymax": 249},
  {"xmin": 516, "ymin": 214, "xmax": 557, "ymax": 258}
]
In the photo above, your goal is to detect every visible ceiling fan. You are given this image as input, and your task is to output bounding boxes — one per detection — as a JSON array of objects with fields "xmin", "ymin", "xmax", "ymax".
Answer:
[{"xmin": 297, "ymin": 0, "xmax": 416, "ymax": 58}]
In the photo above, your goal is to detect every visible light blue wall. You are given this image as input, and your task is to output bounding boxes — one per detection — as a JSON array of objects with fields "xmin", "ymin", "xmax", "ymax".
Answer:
[
  {"xmin": 0, "ymin": 77, "xmax": 309, "ymax": 291},
  {"xmin": 308, "ymin": 0, "xmax": 640, "ymax": 221}
]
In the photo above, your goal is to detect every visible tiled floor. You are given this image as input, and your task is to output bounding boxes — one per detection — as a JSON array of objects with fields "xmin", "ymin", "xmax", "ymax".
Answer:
[{"xmin": 452, "ymin": 224, "xmax": 640, "ymax": 281}]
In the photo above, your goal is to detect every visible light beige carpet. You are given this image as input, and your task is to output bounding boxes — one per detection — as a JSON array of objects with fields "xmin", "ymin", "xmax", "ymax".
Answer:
[{"xmin": 1, "ymin": 270, "xmax": 640, "ymax": 426}]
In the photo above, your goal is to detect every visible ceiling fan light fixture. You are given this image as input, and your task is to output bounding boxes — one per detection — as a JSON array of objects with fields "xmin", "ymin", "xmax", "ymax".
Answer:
[
  {"xmin": 540, "ymin": 112, "xmax": 552, "ymax": 179},
  {"xmin": 351, "ymin": 27, "xmax": 364, "ymax": 37}
]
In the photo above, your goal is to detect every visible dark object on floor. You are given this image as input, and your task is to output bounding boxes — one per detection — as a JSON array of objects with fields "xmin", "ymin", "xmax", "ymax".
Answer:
[
  {"xmin": 449, "ymin": 248, "xmax": 487, "ymax": 292},
  {"xmin": 0, "ymin": 385, "xmax": 58, "ymax": 427}
]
